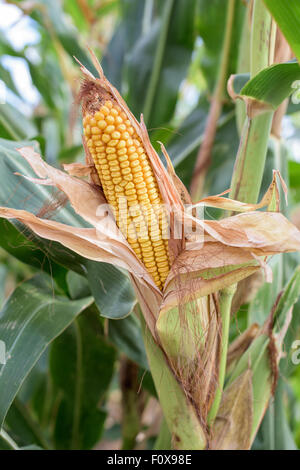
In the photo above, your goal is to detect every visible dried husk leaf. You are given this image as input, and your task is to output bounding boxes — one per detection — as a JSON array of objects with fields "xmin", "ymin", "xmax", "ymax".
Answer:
[
  {"xmin": 0, "ymin": 207, "xmax": 144, "ymax": 276},
  {"xmin": 193, "ymin": 169, "xmax": 286, "ymax": 212},
  {"xmin": 4, "ymin": 147, "xmax": 159, "ymax": 291},
  {"xmin": 184, "ymin": 211, "xmax": 300, "ymax": 256},
  {"xmin": 166, "ymin": 242, "xmax": 258, "ymax": 283},
  {"xmin": 18, "ymin": 147, "xmax": 107, "ymax": 227},
  {"xmin": 63, "ymin": 162, "xmax": 97, "ymax": 179},
  {"xmin": 163, "ymin": 243, "xmax": 261, "ymax": 311}
]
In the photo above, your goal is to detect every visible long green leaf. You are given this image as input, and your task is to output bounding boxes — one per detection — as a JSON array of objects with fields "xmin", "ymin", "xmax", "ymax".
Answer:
[
  {"xmin": 126, "ymin": 0, "xmax": 197, "ymax": 127},
  {"xmin": 197, "ymin": 0, "xmax": 246, "ymax": 93},
  {"xmin": 85, "ymin": 261, "xmax": 136, "ymax": 320},
  {"xmin": 108, "ymin": 315, "xmax": 148, "ymax": 369},
  {"xmin": 0, "ymin": 104, "xmax": 37, "ymax": 141},
  {"xmin": 238, "ymin": 62, "xmax": 300, "ymax": 112},
  {"xmin": 50, "ymin": 307, "xmax": 116, "ymax": 449},
  {"xmin": 0, "ymin": 274, "xmax": 92, "ymax": 428}
]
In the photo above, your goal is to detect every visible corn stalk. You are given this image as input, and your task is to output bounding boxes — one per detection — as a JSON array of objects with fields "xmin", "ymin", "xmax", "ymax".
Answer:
[{"xmin": 230, "ymin": 0, "xmax": 276, "ymax": 203}]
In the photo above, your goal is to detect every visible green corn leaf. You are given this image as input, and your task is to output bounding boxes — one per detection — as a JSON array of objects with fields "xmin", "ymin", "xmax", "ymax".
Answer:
[
  {"xmin": 50, "ymin": 307, "xmax": 116, "ymax": 450},
  {"xmin": 85, "ymin": 261, "xmax": 136, "ymax": 320},
  {"xmin": 0, "ymin": 104, "xmax": 37, "ymax": 141},
  {"xmin": 230, "ymin": 73, "xmax": 250, "ymax": 96},
  {"xmin": 248, "ymin": 256, "xmax": 283, "ymax": 327},
  {"xmin": 108, "ymin": 314, "xmax": 148, "ymax": 370},
  {"xmin": 197, "ymin": 0, "xmax": 246, "ymax": 93},
  {"xmin": 0, "ymin": 273, "xmax": 93, "ymax": 428},
  {"xmin": 263, "ymin": 0, "xmax": 300, "ymax": 63},
  {"xmin": 230, "ymin": 62, "xmax": 300, "ymax": 116}
]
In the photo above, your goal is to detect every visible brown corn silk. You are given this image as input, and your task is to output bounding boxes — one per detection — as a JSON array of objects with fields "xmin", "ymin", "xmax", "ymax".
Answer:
[{"xmin": 80, "ymin": 81, "xmax": 170, "ymax": 289}]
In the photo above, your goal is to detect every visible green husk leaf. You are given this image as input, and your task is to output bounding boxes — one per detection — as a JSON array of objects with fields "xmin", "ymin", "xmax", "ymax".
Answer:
[{"xmin": 140, "ymin": 314, "xmax": 207, "ymax": 450}]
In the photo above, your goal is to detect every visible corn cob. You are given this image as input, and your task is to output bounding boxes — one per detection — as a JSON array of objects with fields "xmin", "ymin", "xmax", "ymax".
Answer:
[{"xmin": 82, "ymin": 91, "xmax": 170, "ymax": 289}]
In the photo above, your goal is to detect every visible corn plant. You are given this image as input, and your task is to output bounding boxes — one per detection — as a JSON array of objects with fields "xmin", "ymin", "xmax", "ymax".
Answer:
[{"xmin": 0, "ymin": 0, "xmax": 300, "ymax": 451}]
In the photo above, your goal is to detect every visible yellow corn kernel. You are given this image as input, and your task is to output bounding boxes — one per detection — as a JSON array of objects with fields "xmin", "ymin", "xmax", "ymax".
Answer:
[{"xmin": 83, "ymin": 99, "xmax": 170, "ymax": 289}]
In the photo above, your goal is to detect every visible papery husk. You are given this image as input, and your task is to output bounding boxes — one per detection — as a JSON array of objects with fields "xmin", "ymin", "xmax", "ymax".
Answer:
[
  {"xmin": 180, "ymin": 170, "xmax": 300, "ymax": 260},
  {"xmin": 163, "ymin": 244, "xmax": 261, "ymax": 308},
  {"xmin": 130, "ymin": 274, "xmax": 162, "ymax": 338},
  {"xmin": 155, "ymin": 190, "xmax": 300, "ymax": 433},
  {"xmin": 182, "ymin": 209, "xmax": 300, "ymax": 254},
  {"xmin": 63, "ymin": 162, "xmax": 97, "ymax": 179},
  {"xmin": 193, "ymin": 169, "xmax": 286, "ymax": 213},
  {"xmin": 161, "ymin": 169, "xmax": 300, "ymax": 301},
  {"xmin": 164, "ymin": 242, "xmax": 260, "ymax": 289}
]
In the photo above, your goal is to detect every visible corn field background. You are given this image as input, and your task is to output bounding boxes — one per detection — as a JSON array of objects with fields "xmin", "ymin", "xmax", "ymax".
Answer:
[{"xmin": 0, "ymin": 0, "xmax": 300, "ymax": 451}]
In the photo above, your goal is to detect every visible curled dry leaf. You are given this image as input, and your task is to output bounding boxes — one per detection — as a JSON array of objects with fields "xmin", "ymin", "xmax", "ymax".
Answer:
[
  {"xmin": 163, "ymin": 242, "xmax": 260, "ymax": 306},
  {"xmin": 193, "ymin": 169, "xmax": 286, "ymax": 212},
  {"xmin": 182, "ymin": 211, "xmax": 300, "ymax": 256},
  {"xmin": 63, "ymin": 162, "xmax": 97, "ymax": 179}
]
